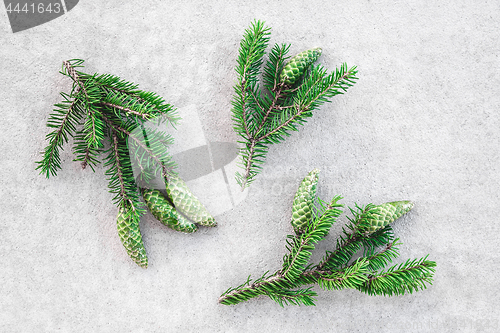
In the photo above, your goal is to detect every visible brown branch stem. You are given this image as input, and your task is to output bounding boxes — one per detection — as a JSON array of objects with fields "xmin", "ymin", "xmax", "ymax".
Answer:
[{"xmin": 63, "ymin": 61, "xmax": 88, "ymax": 96}]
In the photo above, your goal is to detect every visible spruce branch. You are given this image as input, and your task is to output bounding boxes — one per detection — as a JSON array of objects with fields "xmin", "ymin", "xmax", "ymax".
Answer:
[
  {"xmin": 37, "ymin": 59, "xmax": 215, "ymax": 268},
  {"xmin": 219, "ymin": 169, "xmax": 436, "ymax": 306},
  {"xmin": 232, "ymin": 20, "xmax": 358, "ymax": 189}
]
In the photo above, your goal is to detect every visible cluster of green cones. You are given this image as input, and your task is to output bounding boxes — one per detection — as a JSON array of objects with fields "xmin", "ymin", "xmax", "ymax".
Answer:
[
  {"xmin": 291, "ymin": 169, "xmax": 414, "ymax": 237},
  {"xmin": 117, "ymin": 174, "xmax": 216, "ymax": 268}
]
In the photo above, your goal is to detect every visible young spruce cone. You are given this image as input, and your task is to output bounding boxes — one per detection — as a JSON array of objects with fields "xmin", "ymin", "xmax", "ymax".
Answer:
[
  {"xmin": 291, "ymin": 168, "xmax": 319, "ymax": 234},
  {"xmin": 116, "ymin": 208, "xmax": 148, "ymax": 268},
  {"xmin": 142, "ymin": 188, "xmax": 198, "ymax": 233},
  {"xmin": 365, "ymin": 201, "xmax": 414, "ymax": 234},
  {"xmin": 280, "ymin": 47, "xmax": 322, "ymax": 86},
  {"xmin": 165, "ymin": 174, "xmax": 217, "ymax": 227}
]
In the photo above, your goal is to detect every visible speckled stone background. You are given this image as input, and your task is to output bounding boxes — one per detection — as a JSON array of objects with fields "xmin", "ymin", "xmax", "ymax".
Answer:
[{"xmin": 1, "ymin": 1, "xmax": 499, "ymax": 332}]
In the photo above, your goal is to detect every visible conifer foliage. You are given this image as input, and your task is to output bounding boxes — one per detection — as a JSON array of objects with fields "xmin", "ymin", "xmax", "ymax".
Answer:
[
  {"xmin": 36, "ymin": 60, "xmax": 216, "ymax": 268},
  {"xmin": 219, "ymin": 169, "xmax": 436, "ymax": 306},
  {"xmin": 231, "ymin": 20, "xmax": 358, "ymax": 189}
]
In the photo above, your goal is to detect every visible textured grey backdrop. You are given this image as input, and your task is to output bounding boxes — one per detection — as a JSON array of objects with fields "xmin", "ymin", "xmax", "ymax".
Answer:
[{"xmin": 1, "ymin": 1, "xmax": 499, "ymax": 332}]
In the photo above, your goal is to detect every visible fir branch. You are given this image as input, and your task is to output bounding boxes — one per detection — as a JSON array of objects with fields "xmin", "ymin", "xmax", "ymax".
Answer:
[
  {"xmin": 258, "ymin": 64, "xmax": 358, "ymax": 144},
  {"xmin": 63, "ymin": 59, "xmax": 179, "ymax": 126},
  {"xmin": 129, "ymin": 126, "xmax": 176, "ymax": 183},
  {"xmin": 281, "ymin": 235, "xmax": 316, "ymax": 282},
  {"xmin": 231, "ymin": 20, "xmax": 272, "ymax": 189},
  {"xmin": 247, "ymin": 83, "xmax": 266, "ymax": 115},
  {"xmin": 38, "ymin": 59, "xmax": 185, "ymax": 268},
  {"xmin": 220, "ymin": 225, "xmax": 434, "ymax": 306},
  {"xmin": 64, "ymin": 60, "xmax": 107, "ymax": 150},
  {"xmin": 82, "ymin": 101, "xmax": 105, "ymax": 149},
  {"xmin": 253, "ymin": 85, "xmax": 285, "ymax": 136},
  {"xmin": 232, "ymin": 21, "xmax": 358, "ymax": 189},
  {"xmin": 294, "ymin": 63, "xmax": 358, "ymax": 113},
  {"xmin": 220, "ymin": 169, "xmax": 435, "ymax": 306},
  {"xmin": 236, "ymin": 20, "xmax": 270, "ymax": 83},
  {"xmin": 63, "ymin": 61, "xmax": 104, "ymax": 107},
  {"xmin": 359, "ymin": 226, "xmax": 395, "ymax": 257}
]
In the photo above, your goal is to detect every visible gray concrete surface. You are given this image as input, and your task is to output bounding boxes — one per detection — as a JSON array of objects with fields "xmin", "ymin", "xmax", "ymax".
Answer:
[{"xmin": 1, "ymin": 1, "xmax": 499, "ymax": 332}]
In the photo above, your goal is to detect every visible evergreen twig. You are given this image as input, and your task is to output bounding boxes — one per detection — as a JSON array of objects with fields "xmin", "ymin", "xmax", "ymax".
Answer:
[
  {"xmin": 232, "ymin": 20, "xmax": 358, "ymax": 189},
  {"xmin": 219, "ymin": 169, "xmax": 436, "ymax": 306},
  {"xmin": 37, "ymin": 59, "xmax": 215, "ymax": 268}
]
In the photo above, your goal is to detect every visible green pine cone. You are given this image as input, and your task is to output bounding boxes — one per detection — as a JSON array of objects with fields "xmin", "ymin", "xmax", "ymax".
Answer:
[
  {"xmin": 116, "ymin": 208, "xmax": 148, "ymax": 268},
  {"xmin": 365, "ymin": 201, "xmax": 414, "ymax": 234},
  {"xmin": 142, "ymin": 188, "xmax": 198, "ymax": 233},
  {"xmin": 164, "ymin": 174, "xmax": 217, "ymax": 227},
  {"xmin": 279, "ymin": 47, "xmax": 322, "ymax": 86},
  {"xmin": 291, "ymin": 168, "xmax": 320, "ymax": 234}
]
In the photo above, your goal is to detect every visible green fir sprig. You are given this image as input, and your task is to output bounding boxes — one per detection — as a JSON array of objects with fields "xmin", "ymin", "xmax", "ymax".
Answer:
[
  {"xmin": 219, "ymin": 169, "xmax": 436, "ymax": 306},
  {"xmin": 232, "ymin": 20, "xmax": 358, "ymax": 189},
  {"xmin": 36, "ymin": 59, "xmax": 178, "ymax": 179},
  {"xmin": 36, "ymin": 60, "xmax": 215, "ymax": 268}
]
